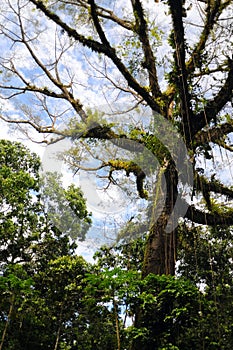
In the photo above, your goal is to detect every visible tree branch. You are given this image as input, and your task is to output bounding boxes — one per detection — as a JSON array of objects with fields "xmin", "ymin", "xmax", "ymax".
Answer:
[
  {"xmin": 88, "ymin": 0, "xmax": 111, "ymax": 47},
  {"xmin": 29, "ymin": 0, "xmax": 161, "ymax": 113},
  {"xmin": 186, "ymin": 0, "xmax": 222, "ymax": 73},
  {"xmin": 191, "ymin": 58, "xmax": 233, "ymax": 135},
  {"xmin": 0, "ymin": 84, "xmax": 66, "ymax": 99},
  {"xmin": 194, "ymin": 173, "xmax": 233, "ymax": 211},
  {"xmin": 168, "ymin": 0, "xmax": 194, "ymax": 145},
  {"xmin": 131, "ymin": 0, "xmax": 161, "ymax": 98},
  {"xmin": 61, "ymin": 0, "xmax": 133, "ymax": 30},
  {"xmin": 107, "ymin": 159, "xmax": 147, "ymax": 199},
  {"xmin": 0, "ymin": 114, "xmax": 63, "ymax": 137},
  {"xmin": 185, "ymin": 203, "xmax": 233, "ymax": 226},
  {"xmin": 194, "ymin": 121, "xmax": 233, "ymax": 147}
]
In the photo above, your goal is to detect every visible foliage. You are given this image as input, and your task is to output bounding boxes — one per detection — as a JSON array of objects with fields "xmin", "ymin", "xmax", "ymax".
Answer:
[
  {"xmin": 0, "ymin": 140, "xmax": 96, "ymax": 349},
  {"xmin": 0, "ymin": 140, "xmax": 41, "ymax": 269},
  {"xmin": 40, "ymin": 172, "xmax": 92, "ymax": 241}
]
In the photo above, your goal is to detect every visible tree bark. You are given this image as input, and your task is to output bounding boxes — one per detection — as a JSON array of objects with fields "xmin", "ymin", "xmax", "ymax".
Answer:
[
  {"xmin": 0, "ymin": 293, "xmax": 15, "ymax": 350},
  {"xmin": 131, "ymin": 160, "xmax": 178, "ymax": 350},
  {"xmin": 53, "ymin": 303, "xmax": 64, "ymax": 350},
  {"xmin": 142, "ymin": 160, "xmax": 178, "ymax": 277},
  {"xmin": 113, "ymin": 298, "xmax": 121, "ymax": 350}
]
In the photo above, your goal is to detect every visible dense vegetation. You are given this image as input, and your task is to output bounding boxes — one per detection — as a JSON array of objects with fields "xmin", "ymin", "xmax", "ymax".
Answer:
[
  {"xmin": 0, "ymin": 0, "xmax": 233, "ymax": 349},
  {"xmin": 0, "ymin": 140, "xmax": 232, "ymax": 350}
]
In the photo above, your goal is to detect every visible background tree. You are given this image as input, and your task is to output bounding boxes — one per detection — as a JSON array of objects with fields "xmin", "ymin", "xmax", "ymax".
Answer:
[
  {"xmin": 0, "ymin": 139, "xmax": 41, "ymax": 268},
  {"xmin": 0, "ymin": 140, "xmax": 94, "ymax": 349},
  {"xmin": 0, "ymin": 140, "xmax": 91, "ymax": 269}
]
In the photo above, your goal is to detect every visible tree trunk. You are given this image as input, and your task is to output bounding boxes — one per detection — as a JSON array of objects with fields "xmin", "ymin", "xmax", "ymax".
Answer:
[
  {"xmin": 143, "ymin": 160, "xmax": 178, "ymax": 277},
  {"xmin": 113, "ymin": 298, "xmax": 121, "ymax": 350},
  {"xmin": 131, "ymin": 160, "xmax": 178, "ymax": 350},
  {"xmin": 53, "ymin": 303, "xmax": 64, "ymax": 350},
  {"xmin": 142, "ymin": 217, "xmax": 177, "ymax": 277},
  {"xmin": 0, "ymin": 293, "xmax": 15, "ymax": 350}
]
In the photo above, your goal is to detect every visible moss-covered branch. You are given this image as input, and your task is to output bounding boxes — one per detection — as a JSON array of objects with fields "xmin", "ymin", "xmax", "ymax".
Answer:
[
  {"xmin": 131, "ymin": 0, "xmax": 161, "ymax": 98},
  {"xmin": 194, "ymin": 121, "xmax": 233, "ymax": 146},
  {"xmin": 167, "ymin": 0, "xmax": 193, "ymax": 145},
  {"xmin": 108, "ymin": 159, "xmax": 148, "ymax": 199},
  {"xmin": 185, "ymin": 203, "xmax": 233, "ymax": 226},
  {"xmin": 76, "ymin": 1, "xmax": 133, "ymax": 30},
  {"xmin": 88, "ymin": 0, "xmax": 111, "ymax": 47},
  {"xmin": 194, "ymin": 173, "xmax": 233, "ymax": 206}
]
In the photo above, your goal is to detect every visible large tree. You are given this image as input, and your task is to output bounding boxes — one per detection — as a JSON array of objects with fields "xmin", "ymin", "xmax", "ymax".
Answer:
[{"xmin": 0, "ymin": 0, "xmax": 232, "ymax": 278}]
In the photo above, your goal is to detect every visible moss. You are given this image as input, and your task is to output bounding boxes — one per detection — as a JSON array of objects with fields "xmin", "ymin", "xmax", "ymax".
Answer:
[
  {"xmin": 108, "ymin": 160, "xmax": 148, "ymax": 199},
  {"xmin": 142, "ymin": 134, "xmax": 172, "ymax": 164}
]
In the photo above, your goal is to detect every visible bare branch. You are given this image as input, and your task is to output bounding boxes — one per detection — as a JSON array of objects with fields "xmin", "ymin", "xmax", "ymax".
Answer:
[
  {"xmin": 59, "ymin": 0, "xmax": 133, "ymax": 30},
  {"xmin": 186, "ymin": 0, "xmax": 230, "ymax": 73},
  {"xmin": 192, "ymin": 58, "xmax": 233, "ymax": 135},
  {"xmin": 28, "ymin": 0, "xmax": 161, "ymax": 113},
  {"xmin": 0, "ymin": 114, "xmax": 61, "ymax": 135}
]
